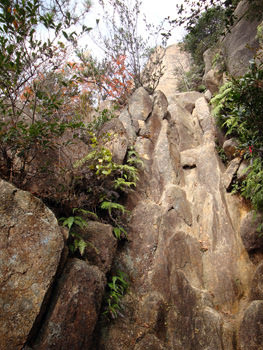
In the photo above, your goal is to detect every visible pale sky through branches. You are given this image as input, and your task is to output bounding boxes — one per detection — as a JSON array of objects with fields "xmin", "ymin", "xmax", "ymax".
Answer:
[{"xmin": 80, "ymin": 0, "xmax": 186, "ymax": 59}]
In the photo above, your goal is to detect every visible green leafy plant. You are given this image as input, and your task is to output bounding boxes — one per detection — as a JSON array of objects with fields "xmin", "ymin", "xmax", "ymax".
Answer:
[
  {"xmin": 60, "ymin": 208, "xmax": 97, "ymax": 256},
  {"xmin": 103, "ymin": 270, "xmax": 128, "ymax": 319},
  {"xmin": 212, "ymin": 59, "xmax": 263, "ymax": 214},
  {"xmin": 240, "ymin": 158, "xmax": 263, "ymax": 212},
  {"xmin": 182, "ymin": 6, "xmax": 226, "ymax": 68}
]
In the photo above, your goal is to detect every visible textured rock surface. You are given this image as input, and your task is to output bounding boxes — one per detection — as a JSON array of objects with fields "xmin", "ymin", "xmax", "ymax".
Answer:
[
  {"xmin": 223, "ymin": 138, "xmax": 239, "ymax": 160},
  {"xmin": 0, "ymin": 180, "xmax": 64, "ymax": 350},
  {"xmin": 222, "ymin": 0, "xmax": 261, "ymax": 76},
  {"xmin": 239, "ymin": 300, "xmax": 263, "ymax": 350},
  {"xmin": 99, "ymin": 118, "xmax": 128, "ymax": 164},
  {"xmin": 240, "ymin": 211, "xmax": 263, "ymax": 252},
  {"xmin": 128, "ymin": 87, "xmax": 153, "ymax": 133},
  {"xmin": 34, "ymin": 259, "xmax": 105, "ymax": 350},
  {"xmin": 156, "ymin": 44, "xmax": 191, "ymax": 103},
  {"xmin": 81, "ymin": 221, "xmax": 117, "ymax": 273},
  {"xmin": 95, "ymin": 83, "xmax": 256, "ymax": 349}
]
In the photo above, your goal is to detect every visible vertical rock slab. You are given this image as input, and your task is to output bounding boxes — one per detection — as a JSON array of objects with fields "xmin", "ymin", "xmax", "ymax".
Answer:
[
  {"xmin": 239, "ymin": 300, "xmax": 263, "ymax": 350},
  {"xmin": 0, "ymin": 180, "xmax": 64, "ymax": 350},
  {"xmin": 222, "ymin": 0, "xmax": 261, "ymax": 76},
  {"xmin": 128, "ymin": 87, "xmax": 153, "ymax": 133},
  {"xmin": 34, "ymin": 259, "xmax": 105, "ymax": 350}
]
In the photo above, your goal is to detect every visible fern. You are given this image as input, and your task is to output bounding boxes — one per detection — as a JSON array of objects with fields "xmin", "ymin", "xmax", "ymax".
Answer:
[
  {"xmin": 103, "ymin": 270, "xmax": 128, "ymax": 319},
  {"xmin": 113, "ymin": 226, "xmax": 127, "ymax": 240},
  {"xmin": 100, "ymin": 201, "xmax": 127, "ymax": 216}
]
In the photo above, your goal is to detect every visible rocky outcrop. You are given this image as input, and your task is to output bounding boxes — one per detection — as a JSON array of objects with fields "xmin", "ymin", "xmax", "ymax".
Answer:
[
  {"xmin": 0, "ymin": 180, "xmax": 64, "ymax": 350},
  {"xmin": 156, "ymin": 44, "xmax": 191, "ymax": 103},
  {"xmin": 33, "ymin": 259, "xmax": 105, "ymax": 350},
  {"xmin": 94, "ymin": 83, "xmax": 259, "ymax": 349},
  {"xmin": 222, "ymin": 0, "xmax": 262, "ymax": 76}
]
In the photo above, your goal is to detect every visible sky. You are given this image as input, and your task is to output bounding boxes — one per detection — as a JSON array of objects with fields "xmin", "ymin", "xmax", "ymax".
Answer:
[{"xmin": 81, "ymin": 0, "xmax": 186, "ymax": 59}]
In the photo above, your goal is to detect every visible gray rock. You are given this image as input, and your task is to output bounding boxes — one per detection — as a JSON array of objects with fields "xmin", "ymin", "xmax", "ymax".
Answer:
[
  {"xmin": 119, "ymin": 108, "xmax": 136, "ymax": 145},
  {"xmin": 240, "ymin": 211, "xmax": 263, "ymax": 252},
  {"xmin": 237, "ymin": 159, "xmax": 250, "ymax": 181},
  {"xmin": 169, "ymin": 91, "xmax": 203, "ymax": 114},
  {"xmin": 128, "ymin": 87, "xmax": 153, "ymax": 132},
  {"xmin": 204, "ymin": 89, "xmax": 212, "ymax": 102},
  {"xmin": 203, "ymin": 68, "xmax": 223, "ymax": 94},
  {"xmin": 251, "ymin": 262, "xmax": 263, "ymax": 301},
  {"xmin": 222, "ymin": 0, "xmax": 261, "ymax": 76},
  {"xmin": 239, "ymin": 300, "xmax": 263, "ymax": 350},
  {"xmin": 34, "ymin": 259, "xmax": 105, "ymax": 350},
  {"xmin": 0, "ymin": 180, "xmax": 64, "ymax": 350},
  {"xmin": 98, "ymin": 118, "xmax": 128, "ymax": 164},
  {"xmin": 81, "ymin": 221, "xmax": 117, "ymax": 273},
  {"xmin": 223, "ymin": 138, "xmax": 239, "ymax": 160},
  {"xmin": 223, "ymin": 157, "xmax": 242, "ymax": 190}
]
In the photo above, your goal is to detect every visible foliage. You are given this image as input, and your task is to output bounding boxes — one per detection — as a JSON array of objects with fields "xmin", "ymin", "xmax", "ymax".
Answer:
[
  {"xmin": 89, "ymin": 0, "xmax": 171, "ymax": 93},
  {"xmin": 182, "ymin": 6, "xmax": 226, "ymax": 68},
  {"xmin": 240, "ymin": 158, "xmax": 263, "ymax": 211},
  {"xmin": 73, "ymin": 52, "xmax": 134, "ymax": 107},
  {"xmin": 176, "ymin": 63, "xmax": 205, "ymax": 92},
  {"xmin": 60, "ymin": 208, "xmax": 97, "ymax": 256},
  {"xmin": 215, "ymin": 144, "xmax": 228, "ymax": 164},
  {"xmin": 211, "ymin": 60, "xmax": 263, "ymax": 148},
  {"xmin": 170, "ymin": 0, "xmax": 241, "ymax": 31},
  {"xmin": 212, "ymin": 59, "xmax": 263, "ymax": 212},
  {"xmin": 0, "ymin": 0, "xmax": 92, "ymax": 186},
  {"xmin": 103, "ymin": 270, "xmax": 128, "ymax": 319}
]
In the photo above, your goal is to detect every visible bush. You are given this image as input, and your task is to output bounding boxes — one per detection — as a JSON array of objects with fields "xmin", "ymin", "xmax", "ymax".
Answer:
[
  {"xmin": 182, "ymin": 6, "xmax": 226, "ymax": 68},
  {"xmin": 211, "ymin": 59, "xmax": 263, "ymax": 211}
]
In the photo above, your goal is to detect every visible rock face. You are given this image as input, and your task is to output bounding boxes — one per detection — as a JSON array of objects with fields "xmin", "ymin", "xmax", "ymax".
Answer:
[
  {"xmin": 94, "ymin": 83, "xmax": 259, "ymax": 349},
  {"xmin": 33, "ymin": 259, "xmax": 105, "ymax": 350},
  {"xmin": 156, "ymin": 44, "xmax": 191, "ymax": 103},
  {"xmin": 222, "ymin": 0, "xmax": 262, "ymax": 76},
  {"xmin": 0, "ymin": 180, "xmax": 64, "ymax": 350}
]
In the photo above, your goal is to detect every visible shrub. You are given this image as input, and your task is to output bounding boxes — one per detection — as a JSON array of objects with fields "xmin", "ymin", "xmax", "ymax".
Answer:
[
  {"xmin": 182, "ymin": 6, "xmax": 226, "ymax": 68},
  {"xmin": 211, "ymin": 59, "xmax": 263, "ymax": 212}
]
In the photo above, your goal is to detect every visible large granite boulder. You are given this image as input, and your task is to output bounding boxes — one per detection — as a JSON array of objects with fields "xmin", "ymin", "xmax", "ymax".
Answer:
[
  {"xmin": 95, "ymin": 81, "xmax": 255, "ymax": 350},
  {"xmin": 34, "ymin": 259, "xmax": 105, "ymax": 350},
  {"xmin": 0, "ymin": 180, "xmax": 64, "ymax": 350},
  {"xmin": 222, "ymin": 0, "xmax": 262, "ymax": 76},
  {"xmin": 239, "ymin": 300, "xmax": 263, "ymax": 350}
]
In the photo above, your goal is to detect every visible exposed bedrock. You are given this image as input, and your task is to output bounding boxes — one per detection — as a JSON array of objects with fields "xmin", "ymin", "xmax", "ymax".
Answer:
[{"xmin": 95, "ymin": 87, "xmax": 260, "ymax": 350}]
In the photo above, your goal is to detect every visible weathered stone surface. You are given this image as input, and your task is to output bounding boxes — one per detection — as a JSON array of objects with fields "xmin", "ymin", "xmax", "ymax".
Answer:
[
  {"xmin": 95, "ymin": 47, "xmax": 256, "ymax": 348},
  {"xmin": 204, "ymin": 89, "xmax": 212, "ymax": 102},
  {"xmin": 34, "ymin": 259, "xmax": 105, "ymax": 350},
  {"xmin": 81, "ymin": 221, "xmax": 117, "ymax": 273},
  {"xmin": 119, "ymin": 108, "xmax": 137, "ymax": 145},
  {"xmin": 99, "ymin": 118, "xmax": 128, "ymax": 164},
  {"xmin": 223, "ymin": 138, "xmax": 239, "ymax": 160},
  {"xmin": 152, "ymin": 90, "xmax": 168, "ymax": 118},
  {"xmin": 239, "ymin": 300, "xmax": 263, "ymax": 350},
  {"xmin": 0, "ymin": 180, "xmax": 64, "ymax": 350},
  {"xmin": 223, "ymin": 157, "xmax": 242, "ymax": 190},
  {"xmin": 251, "ymin": 262, "xmax": 263, "ymax": 300},
  {"xmin": 134, "ymin": 334, "xmax": 165, "ymax": 350},
  {"xmin": 222, "ymin": 0, "xmax": 261, "ymax": 76},
  {"xmin": 237, "ymin": 159, "xmax": 250, "ymax": 181},
  {"xmin": 156, "ymin": 44, "xmax": 191, "ymax": 102},
  {"xmin": 193, "ymin": 97, "xmax": 215, "ymax": 142},
  {"xmin": 240, "ymin": 211, "xmax": 263, "ymax": 252},
  {"xmin": 203, "ymin": 68, "xmax": 223, "ymax": 94},
  {"xmin": 128, "ymin": 87, "xmax": 153, "ymax": 132},
  {"xmin": 169, "ymin": 91, "xmax": 203, "ymax": 113}
]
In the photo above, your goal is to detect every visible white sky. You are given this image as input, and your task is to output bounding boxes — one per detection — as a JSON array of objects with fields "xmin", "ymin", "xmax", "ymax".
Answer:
[{"xmin": 81, "ymin": 0, "xmax": 186, "ymax": 59}]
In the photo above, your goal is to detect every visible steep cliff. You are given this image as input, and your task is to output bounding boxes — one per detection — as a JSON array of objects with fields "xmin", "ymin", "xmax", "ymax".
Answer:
[
  {"xmin": 1, "ymin": 2, "xmax": 263, "ymax": 349},
  {"xmin": 92, "ymin": 69, "xmax": 262, "ymax": 349}
]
